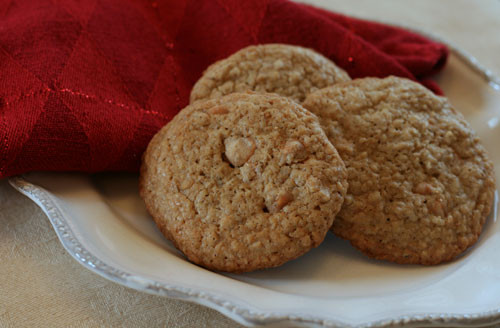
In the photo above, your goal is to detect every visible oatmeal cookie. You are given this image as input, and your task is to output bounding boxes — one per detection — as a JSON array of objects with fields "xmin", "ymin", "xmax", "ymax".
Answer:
[
  {"xmin": 190, "ymin": 44, "xmax": 350, "ymax": 104},
  {"xmin": 302, "ymin": 76, "xmax": 496, "ymax": 265},
  {"xmin": 140, "ymin": 92, "xmax": 348, "ymax": 272}
]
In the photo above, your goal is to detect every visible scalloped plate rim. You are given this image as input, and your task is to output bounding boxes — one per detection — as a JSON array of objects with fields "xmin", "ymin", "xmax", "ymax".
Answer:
[{"xmin": 9, "ymin": 175, "xmax": 500, "ymax": 328}]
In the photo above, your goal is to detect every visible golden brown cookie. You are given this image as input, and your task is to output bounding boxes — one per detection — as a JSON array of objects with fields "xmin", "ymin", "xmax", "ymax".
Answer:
[
  {"xmin": 190, "ymin": 44, "xmax": 350, "ymax": 104},
  {"xmin": 140, "ymin": 92, "xmax": 348, "ymax": 272},
  {"xmin": 302, "ymin": 76, "xmax": 496, "ymax": 265}
]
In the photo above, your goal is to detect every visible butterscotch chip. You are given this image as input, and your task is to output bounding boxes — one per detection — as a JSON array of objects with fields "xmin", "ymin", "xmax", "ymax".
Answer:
[
  {"xmin": 223, "ymin": 136, "xmax": 256, "ymax": 167},
  {"xmin": 140, "ymin": 92, "xmax": 348, "ymax": 272},
  {"xmin": 190, "ymin": 44, "xmax": 350, "ymax": 104},
  {"xmin": 302, "ymin": 76, "xmax": 496, "ymax": 265}
]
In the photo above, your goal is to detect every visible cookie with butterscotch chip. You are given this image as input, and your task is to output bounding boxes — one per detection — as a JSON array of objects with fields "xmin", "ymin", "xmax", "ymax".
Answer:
[
  {"xmin": 302, "ymin": 76, "xmax": 496, "ymax": 265},
  {"xmin": 140, "ymin": 92, "xmax": 348, "ymax": 272},
  {"xmin": 190, "ymin": 44, "xmax": 350, "ymax": 104}
]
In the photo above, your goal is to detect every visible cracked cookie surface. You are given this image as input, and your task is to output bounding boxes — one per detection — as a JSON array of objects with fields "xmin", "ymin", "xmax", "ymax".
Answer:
[
  {"xmin": 140, "ymin": 92, "xmax": 348, "ymax": 272},
  {"xmin": 190, "ymin": 44, "xmax": 350, "ymax": 104},
  {"xmin": 303, "ymin": 76, "xmax": 496, "ymax": 265}
]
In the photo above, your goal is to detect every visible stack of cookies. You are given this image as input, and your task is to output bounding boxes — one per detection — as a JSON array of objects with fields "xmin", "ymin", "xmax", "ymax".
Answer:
[{"xmin": 140, "ymin": 44, "xmax": 495, "ymax": 273}]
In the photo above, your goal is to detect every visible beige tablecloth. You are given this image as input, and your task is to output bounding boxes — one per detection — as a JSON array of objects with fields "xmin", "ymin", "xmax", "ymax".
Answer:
[{"xmin": 1, "ymin": 1, "xmax": 500, "ymax": 327}]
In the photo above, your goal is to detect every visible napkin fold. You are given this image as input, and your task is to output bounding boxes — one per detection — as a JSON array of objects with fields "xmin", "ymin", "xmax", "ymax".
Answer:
[{"xmin": 0, "ymin": 0, "xmax": 448, "ymax": 179}]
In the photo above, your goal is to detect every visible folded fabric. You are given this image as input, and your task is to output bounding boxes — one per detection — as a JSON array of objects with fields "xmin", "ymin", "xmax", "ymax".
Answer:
[{"xmin": 0, "ymin": 0, "xmax": 448, "ymax": 179}]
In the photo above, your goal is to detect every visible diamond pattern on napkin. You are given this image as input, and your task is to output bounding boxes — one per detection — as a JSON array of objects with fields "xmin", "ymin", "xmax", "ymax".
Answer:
[{"xmin": 0, "ymin": 0, "xmax": 448, "ymax": 179}]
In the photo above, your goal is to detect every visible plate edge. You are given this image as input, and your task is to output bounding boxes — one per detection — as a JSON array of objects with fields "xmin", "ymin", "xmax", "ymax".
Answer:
[{"xmin": 9, "ymin": 175, "xmax": 500, "ymax": 328}]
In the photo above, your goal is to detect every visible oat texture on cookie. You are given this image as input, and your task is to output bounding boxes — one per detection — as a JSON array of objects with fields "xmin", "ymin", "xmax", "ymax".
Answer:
[
  {"xmin": 303, "ymin": 76, "xmax": 496, "ymax": 265},
  {"xmin": 190, "ymin": 44, "xmax": 351, "ymax": 104},
  {"xmin": 140, "ymin": 92, "xmax": 348, "ymax": 272}
]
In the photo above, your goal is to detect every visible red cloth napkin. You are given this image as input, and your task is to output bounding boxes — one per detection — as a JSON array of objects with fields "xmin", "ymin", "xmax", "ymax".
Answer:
[{"xmin": 0, "ymin": 0, "xmax": 448, "ymax": 179}]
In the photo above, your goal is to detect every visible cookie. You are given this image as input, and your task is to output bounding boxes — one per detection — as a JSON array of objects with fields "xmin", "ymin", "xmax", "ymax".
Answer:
[
  {"xmin": 302, "ymin": 76, "xmax": 496, "ymax": 265},
  {"xmin": 190, "ymin": 44, "xmax": 350, "ymax": 104},
  {"xmin": 140, "ymin": 92, "xmax": 348, "ymax": 272}
]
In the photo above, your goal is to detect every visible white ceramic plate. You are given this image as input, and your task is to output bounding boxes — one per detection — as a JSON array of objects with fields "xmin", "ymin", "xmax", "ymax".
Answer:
[{"xmin": 9, "ymin": 45, "xmax": 500, "ymax": 327}]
